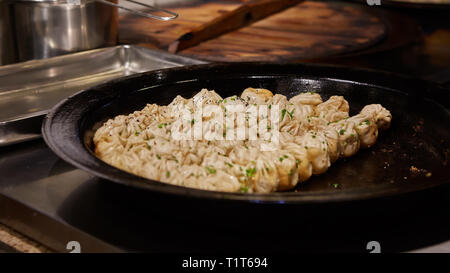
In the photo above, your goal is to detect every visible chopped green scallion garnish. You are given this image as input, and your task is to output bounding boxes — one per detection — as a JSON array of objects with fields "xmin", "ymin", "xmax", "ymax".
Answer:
[
  {"xmin": 281, "ymin": 109, "xmax": 287, "ymax": 120},
  {"xmin": 288, "ymin": 109, "xmax": 294, "ymax": 119},
  {"xmin": 205, "ymin": 166, "xmax": 216, "ymax": 174},
  {"xmin": 245, "ymin": 167, "xmax": 257, "ymax": 177}
]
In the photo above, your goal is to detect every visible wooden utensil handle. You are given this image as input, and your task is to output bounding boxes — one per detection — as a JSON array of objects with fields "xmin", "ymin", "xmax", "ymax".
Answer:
[{"xmin": 168, "ymin": 0, "xmax": 304, "ymax": 53}]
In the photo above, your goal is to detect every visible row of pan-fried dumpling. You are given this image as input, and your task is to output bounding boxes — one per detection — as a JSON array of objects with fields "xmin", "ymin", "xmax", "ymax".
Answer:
[{"xmin": 93, "ymin": 87, "xmax": 392, "ymax": 193}]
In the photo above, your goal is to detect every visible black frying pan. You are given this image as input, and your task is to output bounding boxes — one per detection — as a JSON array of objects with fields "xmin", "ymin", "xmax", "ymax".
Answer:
[{"xmin": 42, "ymin": 63, "xmax": 450, "ymax": 204}]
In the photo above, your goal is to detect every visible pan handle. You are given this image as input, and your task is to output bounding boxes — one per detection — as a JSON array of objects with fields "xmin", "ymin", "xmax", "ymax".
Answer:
[{"xmin": 95, "ymin": 0, "xmax": 178, "ymax": 21}]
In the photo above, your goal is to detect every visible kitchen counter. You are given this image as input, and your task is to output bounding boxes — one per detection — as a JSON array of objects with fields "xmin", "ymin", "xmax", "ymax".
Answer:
[{"xmin": 0, "ymin": 223, "xmax": 50, "ymax": 253}]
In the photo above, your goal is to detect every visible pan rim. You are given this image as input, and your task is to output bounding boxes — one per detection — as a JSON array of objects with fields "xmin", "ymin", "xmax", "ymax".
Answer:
[{"xmin": 42, "ymin": 62, "xmax": 450, "ymax": 204}]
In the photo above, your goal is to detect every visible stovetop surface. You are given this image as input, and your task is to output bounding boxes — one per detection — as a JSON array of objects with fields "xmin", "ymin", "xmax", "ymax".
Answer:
[{"xmin": 0, "ymin": 139, "xmax": 448, "ymax": 253}]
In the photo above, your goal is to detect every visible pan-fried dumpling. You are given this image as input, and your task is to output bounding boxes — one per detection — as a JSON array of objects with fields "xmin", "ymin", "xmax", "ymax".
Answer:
[
  {"xmin": 360, "ymin": 104, "xmax": 392, "ymax": 130},
  {"xmin": 241, "ymin": 87, "xmax": 273, "ymax": 104},
  {"xmin": 315, "ymin": 96, "xmax": 349, "ymax": 122},
  {"xmin": 289, "ymin": 92, "xmax": 323, "ymax": 106}
]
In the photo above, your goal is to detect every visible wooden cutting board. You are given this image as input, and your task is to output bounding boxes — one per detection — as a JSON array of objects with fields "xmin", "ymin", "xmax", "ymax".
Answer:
[{"xmin": 119, "ymin": 0, "xmax": 386, "ymax": 62}]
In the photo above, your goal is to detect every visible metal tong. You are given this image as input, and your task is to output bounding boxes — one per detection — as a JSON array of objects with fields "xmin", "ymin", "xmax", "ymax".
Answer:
[{"xmin": 79, "ymin": 0, "xmax": 178, "ymax": 21}]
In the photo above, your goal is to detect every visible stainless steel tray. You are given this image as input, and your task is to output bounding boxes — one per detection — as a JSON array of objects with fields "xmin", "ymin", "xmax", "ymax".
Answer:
[{"xmin": 0, "ymin": 45, "xmax": 205, "ymax": 146}]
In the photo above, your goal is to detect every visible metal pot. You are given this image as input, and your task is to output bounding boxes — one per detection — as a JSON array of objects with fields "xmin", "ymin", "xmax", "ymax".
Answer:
[
  {"xmin": 0, "ymin": 0, "xmax": 16, "ymax": 65},
  {"xmin": 10, "ymin": 0, "xmax": 177, "ymax": 62}
]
